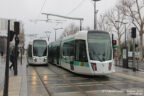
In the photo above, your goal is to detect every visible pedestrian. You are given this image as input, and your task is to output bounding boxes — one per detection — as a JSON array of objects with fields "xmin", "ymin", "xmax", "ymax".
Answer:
[
  {"xmin": 1, "ymin": 51, "xmax": 3, "ymax": 56},
  {"xmin": 9, "ymin": 48, "xmax": 15, "ymax": 69}
]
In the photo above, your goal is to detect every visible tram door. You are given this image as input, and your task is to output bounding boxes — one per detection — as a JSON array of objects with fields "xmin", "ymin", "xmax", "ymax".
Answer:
[
  {"xmin": 75, "ymin": 40, "xmax": 88, "ymax": 63},
  {"xmin": 63, "ymin": 41, "xmax": 75, "ymax": 70}
]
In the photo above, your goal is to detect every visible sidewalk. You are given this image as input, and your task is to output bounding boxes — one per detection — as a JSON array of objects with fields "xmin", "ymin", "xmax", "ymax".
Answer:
[
  {"xmin": 115, "ymin": 60, "xmax": 144, "ymax": 71},
  {"xmin": 0, "ymin": 56, "xmax": 7, "ymax": 91},
  {"xmin": 0, "ymin": 56, "xmax": 27, "ymax": 96}
]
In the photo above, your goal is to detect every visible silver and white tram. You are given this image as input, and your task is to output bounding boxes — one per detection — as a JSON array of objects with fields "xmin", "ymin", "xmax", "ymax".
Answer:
[
  {"xmin": 48, "ymin": 30, "xmax": 115, "ymax": 75},
  {"xmin": 27, "ymin": 39, "xmax": 48, "ymax": 65}
]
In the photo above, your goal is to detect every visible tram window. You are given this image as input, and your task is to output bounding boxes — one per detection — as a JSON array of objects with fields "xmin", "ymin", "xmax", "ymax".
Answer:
[
  {"xmin": 56, "ymin": 46, "xmax": 60, "ymax": 58},
  {"xmin": 75, "ymin": 40, "xmax": 88, "ymax": 62},
  {"xmin": 49, "ymin": 46, "xmax": 53, "ymax": 58},
  {"xmin": 28, "ymin": 45, "xmax": 32, "ymax": 57},
  {"xmin": 63, "ymin": 41, "xmax": 74, "ymax": 56}
]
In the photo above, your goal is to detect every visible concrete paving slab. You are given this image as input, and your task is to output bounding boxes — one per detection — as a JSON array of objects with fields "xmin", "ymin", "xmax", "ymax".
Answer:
[
  {"xmin": 0, "ymin": 76, "xmax": 22, "ymax": 96},
  {"xmin": 87, "ymin": 90, "xmax": 127, "ymax": 96},
  {"xmin": 112, "ymin": 72, "xmax": 144, "ymax": 82},
  {"xmin": 53, "ymin": 92, "xmax": 86, "ymax": 96}
]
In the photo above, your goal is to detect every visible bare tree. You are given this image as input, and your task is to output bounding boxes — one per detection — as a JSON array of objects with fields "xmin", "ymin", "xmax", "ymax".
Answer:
[
  {"xmin": 59, "ymin": 23, "xmax": 79, "ymax": 39},
  {"xmin": 97, "ymin": 14, "xmax": 112, "ymax": 32},
  {"xmin": 105, "ymin": 5, "xmax": 127, "ymax": 56},
  {"xmin": 119, "ymin": 0, "xmax": 144, "ymax": 60},
  {"xmin": 59, "ymin": 23, "xmax": 91, "ymax": 40}
]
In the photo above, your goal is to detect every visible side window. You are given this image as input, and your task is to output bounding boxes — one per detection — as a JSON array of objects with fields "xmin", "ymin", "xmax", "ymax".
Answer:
[
  {"xmin": 63, "ymin": 41, "xmax": 74, "ymax": 56},
  {"xmin": 56, "ymin": 46, "xmax": 60, "ymax": 58},
  {"xmin": 53, "ymin": 46, "xmax": 57, "ymax": 58},
  {"xmin": 75, "ymin": 40, "xmax": 88, "ymax": 62},
  {"xmin": 28, "ymin": 45, "xmax": 32, "ymax": 57},
  {"xmin": 48, "ymin": 46, "xmax": 51, "ymax": 58}
]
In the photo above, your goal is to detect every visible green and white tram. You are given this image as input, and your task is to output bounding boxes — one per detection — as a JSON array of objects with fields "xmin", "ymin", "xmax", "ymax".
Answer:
[
  {"xmin": 48, "ymin": 30, "xmax": 115, "ymax": 75},
  {"xmin": 27, "ymin": 39, "xmax": 48, "ymax": 65}
]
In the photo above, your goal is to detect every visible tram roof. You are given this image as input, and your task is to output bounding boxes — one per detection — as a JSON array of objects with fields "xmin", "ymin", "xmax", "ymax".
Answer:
[
  {"xmin": 49, "ymin": 30, "xmax": 110, "ymax": 45},
  {"xmin": 28, "ymin": 39, "xmax": 47, "ymax": 45},
  {"xmin": 62, "ymin": 30, "xmax": 110, "ymax": 41}
]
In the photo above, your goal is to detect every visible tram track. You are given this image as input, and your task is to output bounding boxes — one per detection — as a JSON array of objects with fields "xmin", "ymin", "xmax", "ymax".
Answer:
[
  {"xmin": 47, "ymin": 64, "xmax": 126, "ymax": 96},
  {"xmin": 33, "ymin": 64, "xmax": 90, "ymax": 96},
  {"xmin": 30, "ymin": 64, "xmax": 144, "ymax": 96},
  {"xmin": 33, "ymin": 67, "xmax": 52, "ymax": 96},
  {"xmin": 48, "ymin": 64, "xmax": 90, "ymax": 96}
]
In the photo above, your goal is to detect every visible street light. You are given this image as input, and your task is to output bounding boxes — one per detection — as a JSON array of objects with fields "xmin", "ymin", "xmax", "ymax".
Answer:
[
  {"xmin": 93, "ymin": 0, "xmax": 100, "ymax": 30},
  {"xmin": 54, "ymin": 28, "xmax": 63, "ymax": 41},
  {"xmin": 45, "ymin": 31, "xmax": 51, "ymax": 41},
  {"xmin": 115, "ymin": 20, "xmax": 128, "ymax": 68},
  {"xmin": 115, "ymin": 21, "xmax": 127, "ymax": 47}
]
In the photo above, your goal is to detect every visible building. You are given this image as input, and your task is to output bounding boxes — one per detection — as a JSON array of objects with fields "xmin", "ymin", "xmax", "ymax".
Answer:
[
  {"xmin": 0, "ymin": 18, "xmax": 25, "ymax": 55},
  {"xmin": 0, "ymin": 18, "xmax": 8, "ymax": 55}
]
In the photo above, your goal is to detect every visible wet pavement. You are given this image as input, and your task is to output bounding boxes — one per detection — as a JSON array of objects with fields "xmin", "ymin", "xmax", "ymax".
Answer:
[
  {"xmin": 0, "ymin": 56, "xmax": 6, "ymax": 90},
  {"xmin": 1, "ymin": 55, "xmax": 144, "ymax": 96},
  {"xmin": 27, "ymin": 63, "xmax": 144, "ymax": 96},
  {"xmin": 0, "ymin": 56, "xmax": 27, "ymax": 96},
  {"xmin": 115, "ymin": 60, "xmax": 144, "ymax": 71}
]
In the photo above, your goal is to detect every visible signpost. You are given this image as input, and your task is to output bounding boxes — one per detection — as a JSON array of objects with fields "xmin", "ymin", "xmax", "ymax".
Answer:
[
  {"xmin": 3, "ymin": 20, "xmax": 10, "ymax": 96},
  {"xmin": 122, "ymin": 47, "xmax": 128, "ymax": 68},
  {"xmin": 14, "ymin": 22, "xmax": 20, "ymax": 75},
  {"xmin": 131, "ymin": 27, "xmax": 136, "ymax": 71}
]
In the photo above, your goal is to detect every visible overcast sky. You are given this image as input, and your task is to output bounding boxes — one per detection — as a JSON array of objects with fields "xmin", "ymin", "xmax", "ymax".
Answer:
[{"xmin": 0, "ymin": 0, "xmax": 118, "ymax": 47}]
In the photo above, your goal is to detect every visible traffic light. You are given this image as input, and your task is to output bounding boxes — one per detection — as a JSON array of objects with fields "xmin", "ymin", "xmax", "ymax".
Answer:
[
  {"xmin": 112, "ymin": 40, "xmax": 117, "ymax": 47},
  {"xmin": 10, "ymin": 31, "xmax": 15, "ymax": 42},
  {"xmin": 14, "ymin": 22, "xmax": 20, "ymax": 35},
  {"xmin": 131, "ymin": 27, "xmax": 136, "ymax": 38}
]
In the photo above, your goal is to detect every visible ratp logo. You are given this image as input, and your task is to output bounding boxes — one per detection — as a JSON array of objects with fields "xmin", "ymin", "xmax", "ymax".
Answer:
[{"xmin": 102, "ymin": 64, "xmax": 104, "ymax": 67}]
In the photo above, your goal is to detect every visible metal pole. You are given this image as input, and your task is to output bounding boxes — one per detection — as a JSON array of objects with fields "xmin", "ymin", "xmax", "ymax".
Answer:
[
  {"xmin": 96, "ymin": 8, "xmax": 98, "ymax": 30},
  {"xmin": 21, "ymin": 48, "xmax": 22, "ymax": 65},
  {"xmin": 80, "ymin": 20, "xmax": 82, "ymax": 31},
  {"xmin": 112, "ymin": 34, "xmax": 114, "ymax": 58},
  {"xmin": 48, "ymin": 33, "xmax": 50, "ymax": 41},
  {"xmin": 125, "ymin": 24, "xmax": 126, "ymax": 47},
  {"xmin": 48, "ymin": 32, "xmax": 51, "ymax": 41},
  {"xmin": 133, "ymin": 38, "xmax": 136, "ymax": 71},
  {"xmin": 3, "ymin": 20, "xmax": 10, "ymax": 96},
  {"xmin": 94, "ymin": 1, "xmax": 96, "ymax": 30},
  {"xmin": 55, "ymin": 29, "xmax": 56, "ymax": 41},
  {"xmin": 14, "ymin": 36, "xmax": 18, "ymax": 75}
]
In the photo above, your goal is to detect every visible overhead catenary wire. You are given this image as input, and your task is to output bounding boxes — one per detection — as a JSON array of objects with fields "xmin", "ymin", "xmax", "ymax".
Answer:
[{"xmin": 66, "ymin": 0, "xmax": 86, "ymax": 16}]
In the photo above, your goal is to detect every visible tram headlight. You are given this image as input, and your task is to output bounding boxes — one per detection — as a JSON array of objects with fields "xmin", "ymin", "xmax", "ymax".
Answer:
[
  {"xmin": 91, "ymin": 63, "xmax": 97, "ymax": 71},
  {"xmin": 44, "ymin": 58, "xmax": 47, "ymax": 62},
  {"xmin": 33, "ymin": 58, "xmax": 37, "ymax": 62},
  {"xmin": 108, "ymin": 62, "xmax": 112, "ymax": 70}
]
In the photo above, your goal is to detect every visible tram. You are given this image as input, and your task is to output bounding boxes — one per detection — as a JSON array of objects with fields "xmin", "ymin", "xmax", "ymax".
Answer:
[
  {"xmin": 27, "ymin": 39, "xmax": 48, "ymax": 65},
  {"xmin": 48, "ymin": 30, "xmax": 115, "ymax": 75}
]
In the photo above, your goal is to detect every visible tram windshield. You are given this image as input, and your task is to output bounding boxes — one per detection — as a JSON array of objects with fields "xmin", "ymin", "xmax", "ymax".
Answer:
[
  {"xmin": 33, "ymin": 40, "xmax": 47, "ymax": 57},
  {"xmin": 88, "ymin": 31, "xmax": 112, "ymax": 61}
]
